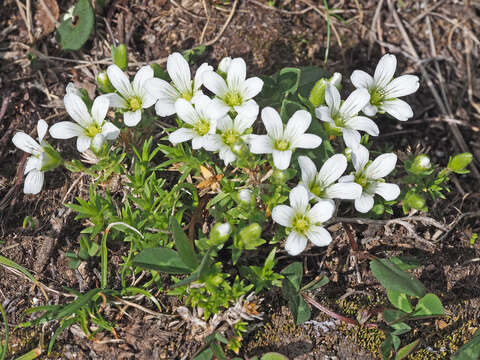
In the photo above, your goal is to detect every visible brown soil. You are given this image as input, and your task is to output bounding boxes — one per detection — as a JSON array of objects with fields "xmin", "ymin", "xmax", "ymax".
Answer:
[{"xmin": 1, "ymin": 0, "xmax": 480, "ymax": 359}]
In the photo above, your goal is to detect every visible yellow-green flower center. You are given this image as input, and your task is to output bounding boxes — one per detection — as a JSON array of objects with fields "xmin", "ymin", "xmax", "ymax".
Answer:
[
  {"xmin": 355, "ymin": 173, "xmax": 369, "ymax": 188},
  {"xmin": 332, "ymin": 112, "xmax": 345, "ymax": 128},
  {"xmin": 181, "ymin": 91, "xmax": 193, "ymax": 101},
  {"xmin": 194, "ymin": 118, "xmax": 210, "ymax": 136},
  {"xmin": 369, "ymin": 88, "xmax": 385, "ymax": 106},
  {"xmin": 224, "ymin": 91, "xmax": 243, "ymax": 107},
  {"xmin": 274, "ymin": 139, "xmax": 290, "ymax": 151},
  {"xmin": 129, "ymin": 96, "xmax": 142, "ymax": 111},
  {"xmin": 222, "ymin": 129, "xmax": 240, "ymax": 146},
  {"xmin": 85, "ymin": 123, "xmax": 102, "ymax": 138},
  {"xmin": 309, "ymin": 181, "xmax": 324, "ymax": 197},
  {"xmin": 292, "ymin": 214, "xmax": 310, "ymax": 235}
]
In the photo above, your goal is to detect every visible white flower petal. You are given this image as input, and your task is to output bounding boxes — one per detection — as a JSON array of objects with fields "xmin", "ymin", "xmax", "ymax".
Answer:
[
  {"xmin": 49, "ymin": 121, "xmax": 84, "ymax": 139},
  {"xmin": 240, "ymin": 77, "xmax": 263, "ymax": 99},
  {"xmin": 107, "ymin": 64, "xmax": 133, "ymax": 98},
  {"xmin": 380, "ymin": 99, "xmax": 413, "ymax": 121},
  {"xmin": 101, "ymin": 93, "xmax": 127, "ymax": 108},
  {"xmin": 234, "ymin": 99, "xmax": 259, "ymax": 118},
  {"xmin": 227, "ymin": 58, "xmax": 246, "ymax": 91},
  {"xmin": 141, "ymin": 92, "xmax": 158, "ymax": 109},
  {"xmin": 124, "ymin": 110, "xmax": 142, "ymax": 127},
  {"xmin": 217, "ymin": 115, "xmax": 233, "ymax": 132},
  {"xmin": 133, "ymin": 65, "xmax": 154, "ymax": 96},
  {"xmin": 370, "ymin": 182, "xmax": 400, "ymax": 201},
  {"xmin": 285, "ymin": 232, "xmax": 308, "ymax": 256},
  {"xmin": 219, "ymin": 147, "xmax": 236, "ymax": 165},
  {"xmin": 194, "ymin": 63, "xmax": 213, "ymax": 90},
  {"xmin": 289, "ymin": 185, "xmax": 309, "ymax": 212},
  {"xmin": 307, "ymin": 200, "xmax": 335, "ymax": 223},
  {"xmin": 272, "ymin": 149, "xmax": 292, "ymax": 170},
  {"xmin": 362, "ymin": 104, "xmax": 378, "ymax": 116},
  {"xmin": 338, "ymin": 175, "xmax": 355, "ymax": 183},
  {"xmin": 37, "ymin": 119, "xmax": 48, "ymax": 143},
  {"xmin": 374, "ymin": 53, "xmax": 397, "ymax": 88},
  {"xmin": 284, "ymin": 110, "xmax": 311, "ymax": 140},
  {"xmin": 91, "ymin": 95, "xmax": 109, "ymax": 126},
  {"xmin": 291, "ymin": 133, "xmax": 322, "ymax": 149},
  {"xmin": 350, "ymin": 70, "xmax": 374, "ymax": 89},
  {"xmin": 64, "ymin": 93, "xmax": 91, "ymax": 128},
  {"xmin": 12, "ymin": 132, "xmax": 41, "ymax": 154},
  {"xmin": 76, "ymin": 135, "xmax": 91, "ymax": 152},
  {"xmin": 101, "ymin": 122, "xmax": 120, "ymax": 140},
  {"xmin": 191, "ymin": 135, "xmax": 205, "ymax": 150},
  {"xmin": 365, "ymin": 153, "xmax": 397, "ymax": 179},
  {"xmin": 175, "ymin": 98, "xmax": 199, "ymax": 125},
  {"xmin": 325, "ymin": 84, "xmax": 341, "ymax": 111},
  {"xmin": 167, "ymin": 52, "xmax": 192, "ymax": 94},
  {"xmin": 383, "ymin": 75, "xmax": 420, "ymax": 98},
  {"xmin": 234, "ymin": 113, "xmax": 256, "ymax": 133},
  {"xmin": 272, "ymin": 205, "xmax": 295, "ymax": 227},
  {"xmin": 146, "ymin": 78, "xmax": 179, "ymax": 114},
  {"xmin": 24, "ymin": 170, "xmax": 44, "ymax": 195},
  {"xmin": 340, "ymin": 88, "xmax": 370, "ymax": 117},
  {"xmin": 318, "ymin": 154, "xmax": 347, "ymax": 186},
  {"xmin": 24, "ymin": 156, "xmax": 42, "ymax": 174},
  {"xmin": 248, "ymin": 135, "xmax": 273, "ymax": 154},
  {"xmin": 169, "ymin": 128, "xmax": 195, "ymax": 145},
  {"xmin": 196, "ymin": 95, "xmax": 228, "ymax": 121},
  {"xmin": 203, "ymin": 71, "xmax": 229, "ymax": 98},
  {"xmin": 261, "ymin": 107, "xmax": 283, "ymax": 139},
  {"xmin": 315, "ymin": 106, "xmax": 333, "ymax": 122},
  {"xmin": 91, "ymin": 133, "xmax": 105, "ymax": 150},
  {"xmin": 298, "ymin": 155, "xmax": 317, "ymax": 186},
  {"xmin": 155, "ymin": 97, "xmax": 177, "ymax": 117},
  {"xmin": 342, "ymin": 129, "xmax": 362, "ymax": 149},
  {"xmin": 355, "ymin": 193, "xmax": 374, "ymax": 213},
  {"xmin": 325, "ymin": 182, "xmax": 362, "ymax": 200},
  {"xmin": 306, "ymin": 226, "xmax": 332, "ymax": 247},
  {"xmin": 202, "ymin": 134, "xmax": 223, "ymax": 151},
  {"xmin": 352, "ymin": 144, "xmax": 370, "ymax": 172},
  {"xmin": 345, "ymin": 116, "xmax": 379, "ymax": 136},
  {"xmin": 218, "ymin": 57, "xmax": 232, "ymax": 74},
  {"xmin": 330, "ymin": 72, "xmax": 342, "ymax": 87}
]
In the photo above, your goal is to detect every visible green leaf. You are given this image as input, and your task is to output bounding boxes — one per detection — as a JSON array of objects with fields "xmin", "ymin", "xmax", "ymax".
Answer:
[
  {"xmin": 391, "ymin": 321, "xmax": 412, "ymax": 336},
  {"xmin": 383, "ymin": 309, "xmax": 408, "ymax": 325},
  {"xmin": 169, "ymin": 216, "xmax": 199, "ymax": 270},
  {"xmin": 57, "ymin": 0, "xmax": 95, "ymax": 51},
  {"xmin": 387, "ymin": 289, "xmax": 412, "ymax": 313},
  {"xmin": 301, "ymin": 276, "xmax": 329, "ymax": 291},
  {"xmin": 395, "ymin": 339, "xmax": 420, "ymax": 360},
  {"xmin": 280, "ymin": 98, "xmax": 304, "ymax": 122},
  {"xmin": 390, "ymin": 256, "xmax": 421, "ymax": 271},
  {"xmin": 448, "ymin": 153, "xmax": 473, "ymax": 173},
  {"xmin": 133, "ymin": 248, "xmax": 192, "ymax": 274},
  {"xmin": 370, "ymin": 259, "xmax": 427, "ymax": 298},
  {"xmin": 291, "ymin": 294, "xmax": 311, "ymax": 325},
  {"xmin": 297, "ymin": 66, "xmax": 329, "ymax": 97},
  {"xmin": 193, "ymin": 347, "xmax": 213, "ymax": 360},
  {"xmin": 171, "ymin": 249, "xmax": 212, "ymax": 288},
  {"xmin": 413, "ymin": 293, "xmax": 444, "ymax": 317},
  {"xmin": 278, "ymin": 67, "xmax": 301, "ymax": 95},
  {"xmin": 452, "ymin": 329, "xmax": 480, "ymax": 360},
  {"xmin": 0, "ymin": 255, "xmax": 36, "ymax": 283},
  {"xmin": 261, "ymin": 353, "xmax": 289, "ymax": 360},
  {"xmin": 281, "ymin": 262, "xmax": 303, "ymax": 292}
]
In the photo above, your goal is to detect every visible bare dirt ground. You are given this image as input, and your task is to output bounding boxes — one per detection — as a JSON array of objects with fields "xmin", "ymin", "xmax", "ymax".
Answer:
[{"xmin": 1, "ymin": 0, "xmax": 480, "ymax": 359}]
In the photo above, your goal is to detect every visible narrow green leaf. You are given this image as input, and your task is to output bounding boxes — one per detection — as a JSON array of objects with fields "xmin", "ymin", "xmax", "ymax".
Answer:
[
  {"xmin": 278, "ymin": 67, "xmax": 301, "ymax": 95},
  {"xmin": 395, "ymin": 339, "xmax": 420, "ymax": 360},
  {"xmin": 171, "ymin": 249, "xmax": 212, "ymax": 288},
  {"xmin": 0, "ymin": 255, "xmax": 36, "ymax": 283},
  {"xmin": 170, "ymin": 216, "xmax": 199, "ymax": 270},
  {"xmin": 133, "ymin": 248, "xmax": 192, "ymax": 274},
  {"xmin": 370, "ymin": 259, "xmax": 427, "ymax": 298},
  {"xmin": 387, "ymin": 289, "xmax": 413, "ymax": 313}
]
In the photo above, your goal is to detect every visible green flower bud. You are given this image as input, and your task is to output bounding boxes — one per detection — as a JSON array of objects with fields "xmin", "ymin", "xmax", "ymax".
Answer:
[
  {"xmin": 209, "ymin": 223, "xmax": 232, "ymax": 245},
  {"xmin": 97, "ymin": 71, "xmax": 115, "ymax": 93},
  {"xmin": 239, "ymin": 223, "xmax": 262, "ymax": 249},
  {"xmin": 371, "ymin": 203, "xmax": 385, "ymax": 216},
  {"xmin": 404, "ymin": 191, "xmax": 426, "ymax": 211},
  {"xmin": 40, "ymin": 142, "xmax": 63, "ymax": 171},
  {"xmin": 238, "ymin": 189, "xmax": 253, "ymax": 205},
  {"xmin": 409, "ymin": 154, "xmax": 432, "ymax": 174},
  {"xmin": 271, "ymin": 169, "xmax": 287, "ymax": 184},
  {"xmin": 111, "ymin": 44, "xmax": 128, "ymax": 71},
  {"xmin": 308, "ymin": 73, "xmax": 342, "ymax": 107},
  {"xmin": 448, "ymin": 153, "xmax": 473, "ymax": 173}
]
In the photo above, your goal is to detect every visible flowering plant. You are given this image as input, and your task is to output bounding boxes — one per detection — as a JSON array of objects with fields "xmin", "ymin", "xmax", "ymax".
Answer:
[{"xmin": 11, "ymin": 48, "xmax": 473, "ymax": 358}]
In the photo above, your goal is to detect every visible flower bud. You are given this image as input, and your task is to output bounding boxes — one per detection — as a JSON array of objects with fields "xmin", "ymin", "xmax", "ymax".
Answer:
[
  {"xmin": 404, "ymin": 191, "xmax": 426, "ymax": 211},
  {"xmin": 309, "ymin": 78, "xmax": 328, "ymax": 107},
  {"xmin": 97, "ymin": 71, "xmax": 116, "ymax": 93},
  {"xmin": 409, "ymin": 154, "xmax": 431, "ymax": 174},
  {"xmin": 238, "ymin": 189, "xmax": 253, "ymax": 204},
  {"xmin": 112, "ymin": 44, "xmax": 128, "ymax": 71},
  {"xmin": 238, "ymin": 223, "xmax": 262, "ymax": 249},
  {"xmin": 218, "ymin": 57, "xmax": 232, "ymax": 78},
  {"xmin": 371, "ymin": 203, "xmax": 385, "ymax": 216},
  {"xmin": 448, "ymin": 153, "xmax": 473, "ymax": 173},
  {"xmin": 271, "ymin": 169, "xmax": 286, "ymax": 184},
  {"xmin": 209, "ymin": 222, "xmax": 232, "ymax": 245},
  {"xmin": 329, "ymin": 72, "xmax": 342, "ymax": 89}
]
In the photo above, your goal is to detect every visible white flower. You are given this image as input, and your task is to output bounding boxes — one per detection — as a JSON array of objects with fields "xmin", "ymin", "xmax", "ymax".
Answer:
[
  {"xmin": 50, "ymin": 94, "xmax": 120, "ymax": 152},
  {"xmin": 146, "ymin": 52, "xmax": 212, "ymax": 117},
  {"xmin": 249, "ymin": 107, "xmax": 322, "ymax": 170},
  {"xmin": 169, "ymin": 95, "xmax": 228, "ymax": 149},
  {"xmin": 239, "ymin": 189, "xmax": 253, "ymax": 204},
  {"xmin": 316, "ymin": 84, "xmax": 379, "ymax": 148},
  {"xmin": 66, "ymin": 82, "xmax": 82, "ymax": 96},
  {"xmin": 103, "ymin": 64, "xmax": 157, "ymax": 127},
  {"xmin": 218, "ymin": 57, "xmax": 232, "ymax": 75},
  {"xmin": 351, "ymin": 53, "xmax": 420, "ymax": 121},
  {"xmin": 203, "ymin": 57, "xmax": 263, "ymax": 118},
  {"xmin": 272, "ymin": 186, "xmax": 335, "ymax": 256},
  {"xmin": 330, "ymin": 72, "xmax": 342, "ymax": 88},
  {"xmin": 298, "ymin": 154, "xmax": 362, "ymax": 203},
  {"xmin": 203, "ymin": 113, "xmax": 256, "ymax": 165},
  {"xmin": 12, "ymin": 120, "xmax": 51, "ymax": 194},
  {"xmin": 339, "ymin": 145, "xmax": 400, "ymax": 213}
]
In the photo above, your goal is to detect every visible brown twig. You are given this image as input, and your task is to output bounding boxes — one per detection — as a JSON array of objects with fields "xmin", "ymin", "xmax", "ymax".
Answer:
[
  {"xmin": 434, "ymin": 211, "xmax": 480, "ymax": 243},
  {"xmin": 201, "ymin": 0, "xmax": 238, "ymax": 47},
  {"xmin": 248, "ymin": 0, "xmax": 313, "ymax": 14}
]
